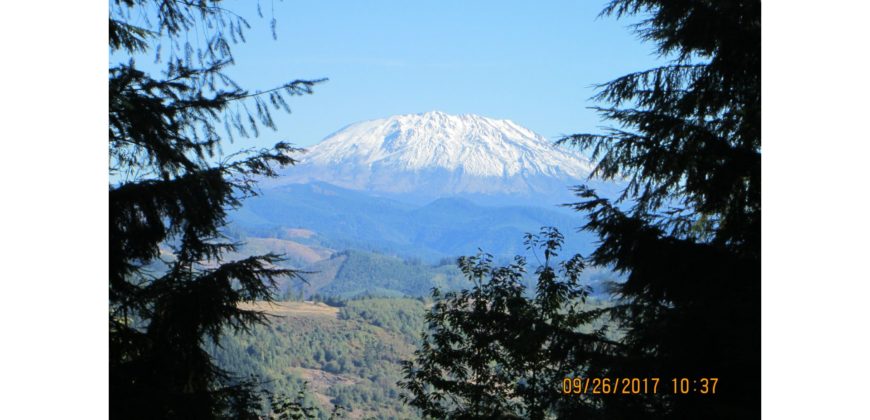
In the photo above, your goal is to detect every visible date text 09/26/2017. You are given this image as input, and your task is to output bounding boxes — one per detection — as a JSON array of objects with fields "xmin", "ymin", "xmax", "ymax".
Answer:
[{"xmin": 561, "ymin": 377, "xmax": 719, "ymax": 395}]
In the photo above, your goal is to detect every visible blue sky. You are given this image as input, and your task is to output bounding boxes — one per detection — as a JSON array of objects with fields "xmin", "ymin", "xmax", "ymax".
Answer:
[{"xmin": 125, "ymin": 0, "xmax": 664, "ymax": 150}]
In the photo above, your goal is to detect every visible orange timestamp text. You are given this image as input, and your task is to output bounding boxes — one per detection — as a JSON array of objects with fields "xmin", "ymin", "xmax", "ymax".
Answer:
[{"xmin": 561, "ymin": 377, "xmax": 719, "ymax": 395}]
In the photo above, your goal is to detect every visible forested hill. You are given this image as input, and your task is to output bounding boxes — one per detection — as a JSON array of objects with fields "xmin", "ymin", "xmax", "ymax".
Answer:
[
  {"xmin": 210, "ymin": 296, "xmax": 615, "ymax": 419},
  {"xmin": 208, "ymin": 299, "xmax": 428, "ymax": 419},
  {"xmin": 298, "ymin": 250, "xmax": 470, "ymax": 298},
  {"xmin": 219, "ymin": 232, "xmax": 620, "ymax": 299}
]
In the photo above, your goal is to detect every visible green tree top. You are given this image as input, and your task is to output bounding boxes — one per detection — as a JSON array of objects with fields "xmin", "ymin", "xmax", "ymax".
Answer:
[{"xmin": 401, "ymin": 228, "xmax": 616, "ymax": 419}]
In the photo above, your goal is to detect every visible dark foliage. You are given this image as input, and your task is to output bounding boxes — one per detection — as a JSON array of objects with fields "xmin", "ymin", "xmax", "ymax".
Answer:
[
  {"xmin": 109, "ymin": 0, "xmax": 322, "ymax": 418},
  {"xmin": 400, "ymin": 228, "xmax": 618, "ymax": 419},
  {"xmin": 556, "ymin": 0, "xmax": 761, "ymax": 418},
  {"xmin": 266, "ymin": 385, "xmax": 335, "ymax": 420}
]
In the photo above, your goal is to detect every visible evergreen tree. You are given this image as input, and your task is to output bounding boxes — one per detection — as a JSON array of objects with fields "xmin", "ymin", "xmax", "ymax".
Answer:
[
  {"xmin": 109, "ymin": 1, "xmax": 322, "ymax": 417},
  {"xmin": 401, "ymin": 0, "xmax": 760, "ymax": 418},
  {"xmin": 557, "ymin": 0, "xmax": 761, "ymax": 418}
]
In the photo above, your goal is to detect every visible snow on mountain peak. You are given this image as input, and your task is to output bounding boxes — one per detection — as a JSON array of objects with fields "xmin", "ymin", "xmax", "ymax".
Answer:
[
  {"xmin": 302, "ymin": 111, "xmax": 592, "ymax": 178},
  {"xmin": 274, "ymin": 112, "xmax": 595, "ymax": 200}
]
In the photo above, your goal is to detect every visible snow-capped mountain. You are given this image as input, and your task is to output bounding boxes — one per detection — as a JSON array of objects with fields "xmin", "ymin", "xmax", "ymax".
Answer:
[{"xmin": 273, "ymin": 111, "xmax": 596, "ymax": 203}]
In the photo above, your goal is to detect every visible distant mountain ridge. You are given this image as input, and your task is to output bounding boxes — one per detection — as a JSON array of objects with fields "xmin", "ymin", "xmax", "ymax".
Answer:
[
  {"xmin": 231, "ymin": 182, "xmax": 595, "ymax": 262},
  {"xmin": 270, "ymin": 111, "xmax": 598, "ymax": 204}
]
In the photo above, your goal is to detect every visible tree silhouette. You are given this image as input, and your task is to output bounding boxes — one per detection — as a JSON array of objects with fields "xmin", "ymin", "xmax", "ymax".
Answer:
[
  {"xmin": 558, "ymin": 0, "xmax": 760, "ymax": 418},
  {"xmin": 109, "ymin": 1, "xmax": 323, "ymax": 418},
  {"xmin": 400, "ymin": 228, "xmax": 618, "ymax": 419}
]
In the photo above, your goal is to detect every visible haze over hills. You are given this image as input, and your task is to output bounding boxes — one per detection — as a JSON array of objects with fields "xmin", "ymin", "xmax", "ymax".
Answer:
[
  {"xmin": 269, "ymin": 111, "xmax": 605, "ymax": 206},
  {"xmin": 231, "ymin": 181, "xmax": 595, "ymax": 262}
]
